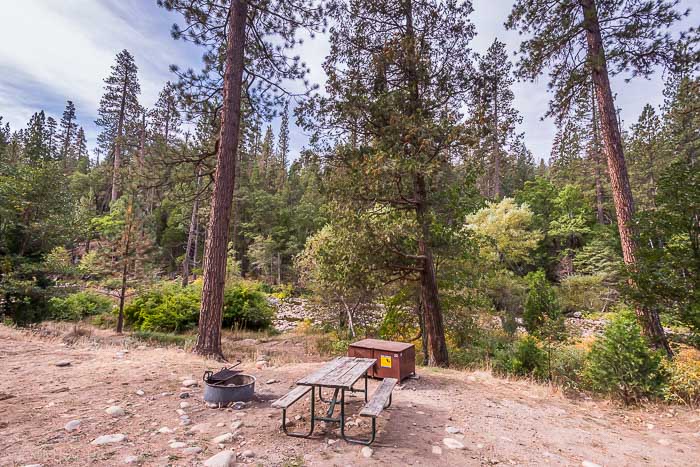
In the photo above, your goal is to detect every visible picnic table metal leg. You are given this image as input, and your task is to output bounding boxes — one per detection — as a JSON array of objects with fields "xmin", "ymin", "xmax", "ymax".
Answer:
[
  {"xmin": 318, "ymin": 387, "xmax": 332, "ymax": 403},
  {"xmin": 347, "ymin": 372, "xmax": 369, "ymax": 402},
  {"xmin": 325, "ymin": 387, "xmax": 340, "ymax": 418},
  {"xmin": 339, "ymin": 388, "xmax": 376, "ymax": 445},
  {"xmin": 281, "ymin": 386, "xmax": 315, "ymax": 439},
  {"xmin": 364, "ymin": 373, "xmax": 368, "ymax": 402}
]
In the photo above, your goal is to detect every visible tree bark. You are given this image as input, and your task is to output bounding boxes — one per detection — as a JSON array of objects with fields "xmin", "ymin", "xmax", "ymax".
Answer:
[
  {"xmin": 581, "ymin": 0, "xmax": 672, "ymax": 356},
  {"xmin": 183, "ymin": 168, "xmax": 202, "ymax": 287},
  {"xmin": 137, "ymin": 111, "xmax": 146, "ymax": 169},
  {"xmin": 116, "ymin": 198, "xmax": 134, "ymax": 333},
  {"xmin": 493, "ymin": 78, "xmax": 501, "ymax": 199},
  {"xmin": 194, "ymin": 0, "xmax": 248, "ymax": 359},
  {"xmin": 591, "ymin": 81, "xmax": 606, "ymax": 224},
  {"xmin": 403, "ymin": 0, "xmax": 448, "ymax": 366},
  {"xmin": 415, "ymin": 174, "xmax": 449, "ymax": 366}
]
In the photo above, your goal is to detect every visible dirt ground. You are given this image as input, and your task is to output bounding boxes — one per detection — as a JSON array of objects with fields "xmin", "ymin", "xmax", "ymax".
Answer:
[{"xmin": 1, "ymin": 325, "xmax": 699, "ymax": 467}]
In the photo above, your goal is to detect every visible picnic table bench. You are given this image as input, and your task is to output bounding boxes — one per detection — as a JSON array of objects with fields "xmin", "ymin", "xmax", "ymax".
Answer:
[{"xmin": 272, "ymin": 356, "xmax": 398, "ymax": 445}]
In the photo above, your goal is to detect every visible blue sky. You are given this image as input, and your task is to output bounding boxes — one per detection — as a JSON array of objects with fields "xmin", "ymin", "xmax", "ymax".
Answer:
[{"xmin": 0, "ymin": 0, "xmax": 697, "ymax": 162}]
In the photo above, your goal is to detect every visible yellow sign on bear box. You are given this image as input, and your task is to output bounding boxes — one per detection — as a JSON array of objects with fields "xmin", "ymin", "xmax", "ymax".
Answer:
[{"xmin": 380, "ymin": 355, "xmax": 392, "ymax": 368}]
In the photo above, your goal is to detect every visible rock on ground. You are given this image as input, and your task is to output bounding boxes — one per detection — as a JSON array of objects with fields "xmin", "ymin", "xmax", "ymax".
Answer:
[
  {"xmin": 105, "ymin": 406, "xmax": 125, "ymax": 417},
  {"xmin": 443, "ymin": 438, "xmax": 465, "ymax": 450},
  {"xmin": 203, "ymin": 450, "xmax": 236, "ymax": 467},
  {"xmin": 183, "ymin": 446, "xmax": 202, "ymax": 455},
  {"xmin": 91, "ymin": 434, "xmax": 126, "ymax": 445},
  {"xmin": 361, "ymin": 446, "xmax": 373, "ymax": 458},
  {"xmin": 211, "ymin": 432, "xmax": 234, "ymax": 444},
  {"xmin": 64, "ymin": 420, "xmax": 80, "ymax": 432},
  {"xmin": 432, "ymin": 446, "xmax": 443, "ymax": 455}
]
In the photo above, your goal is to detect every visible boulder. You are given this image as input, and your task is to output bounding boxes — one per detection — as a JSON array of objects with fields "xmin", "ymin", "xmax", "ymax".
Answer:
[{"xmin": 203, "ymin": 450, "xmax": 236, "ymax": 467}]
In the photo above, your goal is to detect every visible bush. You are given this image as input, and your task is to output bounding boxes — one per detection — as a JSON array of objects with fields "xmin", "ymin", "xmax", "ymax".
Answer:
[
  {"xmin": 449, "ymin": 329, "xmax": 512, "ymax": 369},
  {"xmin": 663, "ymin": 350, "xmax": 700, "ymax": 407},
  {"xmin": 550, "ymin": 345, "xmax": 587, "ymax": 391},
  {"xmin": 379, "ymin": 292, "xmax": 420, "ymax": 342},
  {"xmin": 585, "ymin": 311, "xmax": 667, "ymax": 404},
  {"xmin": 493, "ymin": 336, "xmax": 547, "ymax": 379},
  {"xmin": 523, "ymin": 270, "xmax": 564, "ymax": 339},
  {"xmin": 558, "ymin": 273, "xmax": 609, "ymax": 315},
  {"xmin": 314, "ymin": 331, "xmax": 351, "ymax": 356},
  {"xmin": 222, "ymin": 282, "xmax": 274, "ymax": 330},
  {"xmin": 48, "ymin": 291, "xmax": 113, "ymax": 321},
  {"xmin": 0, "ymin": 258, "xmax": 55, "ymax": 324},
  {"xmin": 124, "ymin": 282, "xmax": 200, "ymax": 333}
]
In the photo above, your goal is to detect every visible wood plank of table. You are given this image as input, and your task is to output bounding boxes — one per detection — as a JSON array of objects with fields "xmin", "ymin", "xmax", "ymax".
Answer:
[
  {"xmin": 330, "ymin": 358, "xmax": 375, "ymax": 388},
  {"xmin": 296, "ymin": 357, "xmax": 346, "ymax": 386},
  {"xmin": 314, "ymin": 357, "xmax": 359, "ymax": 387}
]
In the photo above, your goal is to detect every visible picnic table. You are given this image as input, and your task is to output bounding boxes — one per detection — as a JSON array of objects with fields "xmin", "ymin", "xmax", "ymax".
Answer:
[{"xmin": 272, "ymin": 356, "xmax": 398, "ymax": 445}]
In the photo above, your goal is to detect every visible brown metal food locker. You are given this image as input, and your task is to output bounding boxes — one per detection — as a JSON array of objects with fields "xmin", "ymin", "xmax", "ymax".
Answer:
[{"xmin": 348, "ymin": 338, "xmax": 416, "ymax": 381}]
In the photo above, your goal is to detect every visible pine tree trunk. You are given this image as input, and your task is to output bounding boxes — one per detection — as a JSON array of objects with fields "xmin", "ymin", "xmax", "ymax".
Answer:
[
  {"xmin": 194, "ymin": 0, "xmax": 248, "ymax": 359},
  {"xmin": 116, "ymin": 198, "xmax": 134, "ymax": 334},
  {"xmin": 581, "ymin": 0, "xmax": 672, "ymax": 356},
  {"xmin": 112, "ymin": 75, "xmax": 128, "ymax": 203},
  {"xmin": 591, "ymin": 82, "xmax": 605, "ymax": 224},
  {"xmin": 403, "ymin": 0, "xmax": 448, "ymax": 366},
  {"xmin": 183, "ymin": 169, "xmax": 202, "ymax": 287},
  {"xmin": 138, "ymin": 111, "xmax": 146, "ymax": 169},
  {"xmin": 415, "ymin": 174, "xmax": 449, "ymax": 366},
  {"xmin": 493, "ymin": 79, "xmax": 501, "ymax": 199}
]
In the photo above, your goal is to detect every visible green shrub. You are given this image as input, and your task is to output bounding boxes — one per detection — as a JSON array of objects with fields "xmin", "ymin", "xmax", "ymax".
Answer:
[
  {"xmin": 379, "ymin": 292, "xmax": 419, "ymax": 342},
  {"xmin": 270, "ymin": 283, "xmax": 294, "ymax": 300},
  {"xmin": 0, "ymin": 259, "xmax": 55, "ymax": 324},
  {"xmin": 523, "ymin": 270, "xmax": 561, "ymax": 334},
  {"xmin": 48, "ymin": 291, "xmax": 113, "ymax": 321},
  {"xmin": 314, "ymin": 331, "xmax": 351, "ymax": 356},
  {"xmin": 493, "ymin": 336, "xmax": 547, "ymax": 379},
  {"xmin": 558, "ymin": 273, "xmax": 609, "ymax": 315},
  {"xmin": 449, "ymin": 329, "xmax": 512, "ymax": 369},
  {"xmin": 483, "ymin": 271, "xmax": 527, "ymax": 333},
  {"xmin": 550, "ymin": 345, "xmax": 587, "ymax": 391},
  {"xmin": 662, "ymin": 353, "xmax": 700, "ymax": 407},
  {"xmin": 585, "ymin": 311, "xmax": 667, "ymax": 404},
  {"xmin": 124, "ymin": 282, "xmax": 200, "ymax": 332},
  {"xmin": 222, "ymin": 283, "xmax": 274, "ymax": 330}
]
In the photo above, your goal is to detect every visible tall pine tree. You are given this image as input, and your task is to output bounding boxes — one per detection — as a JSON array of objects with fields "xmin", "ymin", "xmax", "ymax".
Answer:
[
  {"xmin": 95, "ymin": 49, "xmax": 142, "ymax": 203},
  {"xmin": 161, "ymin": 0, "xmax": 327, "ymax": 357},
  {"xmin": 507, "ymin": 0, "xmax": 689, "ymax": 356},
  {"xmin": 58, "ymin": 100, "xmax": 78, "ymax": 165},
  {"xmin": 470, "ymin": 39, "xmax": 522, "ymax": 199},
  {"xmin": 310, "ymin": 0, "xmax": 478, "ymax": 366}
]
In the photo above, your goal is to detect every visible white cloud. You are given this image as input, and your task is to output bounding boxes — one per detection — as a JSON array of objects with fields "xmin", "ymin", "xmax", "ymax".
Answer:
[
  {"xmin": 0, "ymin": 0, "xmax": 198, "ymax": 146},
  {"xmin": 0, "ymin": 0, "xmax": 696, "ymax": 161}
]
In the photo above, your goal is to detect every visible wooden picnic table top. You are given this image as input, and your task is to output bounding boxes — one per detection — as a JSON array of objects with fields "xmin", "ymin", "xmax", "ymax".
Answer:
[{"xmin": 296, "ymin": 356, "xmax": 376, "ymax": 389}]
